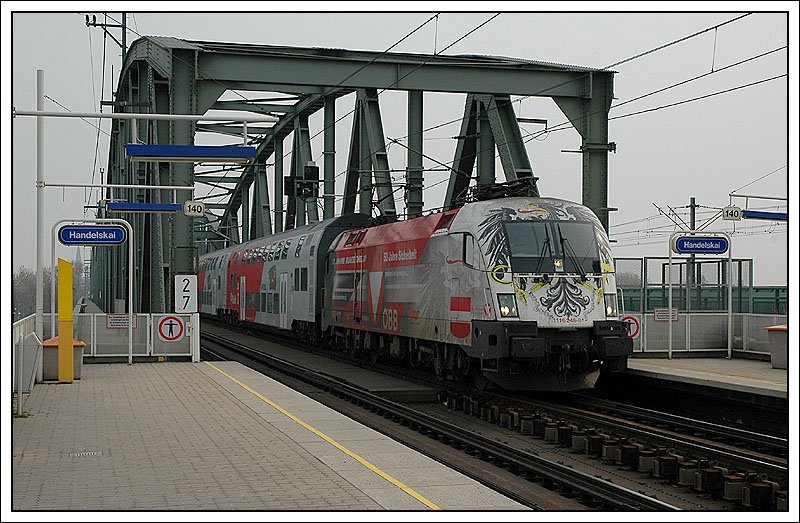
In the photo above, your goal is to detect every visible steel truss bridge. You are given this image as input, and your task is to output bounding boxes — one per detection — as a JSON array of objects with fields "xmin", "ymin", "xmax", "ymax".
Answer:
[{"xmin": 91, "ymin": 37, "xmax": 614, "ymax": 313}]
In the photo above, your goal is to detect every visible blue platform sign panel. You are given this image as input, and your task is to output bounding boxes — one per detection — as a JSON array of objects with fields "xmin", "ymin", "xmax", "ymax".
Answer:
[
  {"xmin": 672, "ymin": 236, "xmax": 729, "ymax": 255},
  {"xmin": 742, "ymin": 209, "xmax": 788, "ymax": 221},
  {"xmin": 125, "ymin": 144, "xmax": 256, "ymax": 162},
  {"xmin": 106, "ymin": 202, "xmax": 183, "ymax": 213},
  {"xmin": 59, "ymin": 225, "xmax": 127, "ymax": 246}
]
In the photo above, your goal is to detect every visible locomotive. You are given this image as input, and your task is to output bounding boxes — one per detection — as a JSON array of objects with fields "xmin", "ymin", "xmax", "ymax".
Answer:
[{"xmin": 198, "ymin": 192, "xmax": 632, "ymax": 391}]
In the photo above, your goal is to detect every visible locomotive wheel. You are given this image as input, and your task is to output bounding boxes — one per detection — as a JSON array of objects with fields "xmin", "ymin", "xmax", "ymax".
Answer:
[
  {"xmin": 458, "ymin": 351, "xmax": 473, "ymax": 376},
  {"xmin": 472, "ymin": 370, "xmax": 492, "ymax": 391},
  {"xmin": 369, "ymin": 349, "xmax": 380, "ymax": 364}
]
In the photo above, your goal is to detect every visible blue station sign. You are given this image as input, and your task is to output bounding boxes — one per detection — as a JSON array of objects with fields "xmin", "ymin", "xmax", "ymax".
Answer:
[
  {"xmin": 59, "ymin": 225, "xmax": 127, "ymax": 246},
  {"xmin": 671, "ymin": 235, "xmax": 729, "ymax": 255}
]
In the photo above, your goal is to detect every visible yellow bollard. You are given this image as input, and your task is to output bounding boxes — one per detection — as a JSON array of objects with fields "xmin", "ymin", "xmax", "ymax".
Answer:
[{"xmin": 57, "ymin": 258, "xmax": 74, "ymax": 383}]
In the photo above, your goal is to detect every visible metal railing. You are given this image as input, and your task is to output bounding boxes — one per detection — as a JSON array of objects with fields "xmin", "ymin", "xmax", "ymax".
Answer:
[{"xmin": 623, "ymin": 312, "xmax": 786, "ymax": 355}]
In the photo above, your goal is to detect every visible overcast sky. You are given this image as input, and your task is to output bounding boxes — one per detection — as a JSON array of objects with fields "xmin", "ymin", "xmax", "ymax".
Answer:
[{"xmin": 4, "ymin": 4, "xmax": 796, "ymax": 293}]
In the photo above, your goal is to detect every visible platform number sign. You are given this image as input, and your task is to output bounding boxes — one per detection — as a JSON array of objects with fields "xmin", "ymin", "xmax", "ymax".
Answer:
[{"xmin": 175, "ymin": 275, "xmax": 197, "ymax": 313}]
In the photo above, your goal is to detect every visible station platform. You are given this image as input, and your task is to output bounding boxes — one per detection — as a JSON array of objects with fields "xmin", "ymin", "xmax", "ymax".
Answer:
[
  {"xmin": 626, "ymin": 356, "xmax": 788, "ymax": 400},
  {"xmin": 11, "ymin": 360, "xmax": 527, "ymax": 512},
  {"xmin": 598, "ymin": 355, "xmax": 790, "ymax": 426}
]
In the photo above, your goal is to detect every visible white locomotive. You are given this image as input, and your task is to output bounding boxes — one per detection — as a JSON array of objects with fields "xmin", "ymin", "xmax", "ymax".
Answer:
[{"xmin": 199, "ymin": 193, "xmax": 632, "ymax": 391}]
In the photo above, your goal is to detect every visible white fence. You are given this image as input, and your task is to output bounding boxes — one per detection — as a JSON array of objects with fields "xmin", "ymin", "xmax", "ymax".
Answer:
[
  {"xmin": 622, "ymin": 312, "xmax": 787, "ymax": 355},
  {"xmin": 24, "ymin": 313, "xmax": 199, "ymax": 360}
]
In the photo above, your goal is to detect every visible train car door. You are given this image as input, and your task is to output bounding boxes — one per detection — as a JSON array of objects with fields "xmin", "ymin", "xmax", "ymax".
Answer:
[
  {"xmin": 239, "ymin": 275, "xmax": 246, "ymax": 321},
  {"xmin": 354, "ymin": 248, "xmax": 364, "ymax": 323},
  {"xmin": 279, "ymin": 272, "xmax": 289, "ymax": 329}
]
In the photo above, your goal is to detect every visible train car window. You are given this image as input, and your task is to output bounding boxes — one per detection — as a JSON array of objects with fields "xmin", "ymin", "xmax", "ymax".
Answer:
[
  {"xmin": 310, "ymin": 245, "xmax": 316, "ymax": 257},
  {"xmin": 295, "ymin": 236, "xmax": 306, "ymax": 257},
  {"xmin": 301, "ymin": 268, "xmax": 308, "ymax": 291},
  {"xmin": 282, "ymin": 239, "xmax": 292, "ymax": 259},
  {"xmin": 294, "ymin": 268, "xmax": 300, "ymax": 290},
  {"xmin": 436, "ymin": 213, "xmax": 455, "ymax": 231},
  {"xmin": 355, "ymin": 230, "xmax": 366, "ymax": 244},
  {"xmin": 260, "ymin": 293, "xmax": 266, "ymax": 312},
  {"xmin": 267, "ymin": 293, "xmax": 273, "ymax": 313},
  {"xmin": 344, "ymin": 232, "xmax": 358, "ymax": 246},
  {"xmin": 332, "ymin": 272, "xmax": 355, "ymax": 306},
  {"xmin": 463, "ymin": 234, "xmax": 475, "ymax": 267},
  {"xmin": 272, "ymin": 293, "xmax": 279, "ymax": 313}
]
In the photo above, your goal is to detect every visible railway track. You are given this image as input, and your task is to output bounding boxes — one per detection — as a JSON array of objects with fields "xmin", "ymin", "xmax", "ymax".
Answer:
[
  {"xmin": 201, "ymin": 321, "xmax": 788, "ymax": 511},
  {"xmin": 201, "ymin": 329, "xmax": 679, "ymax": 511}
]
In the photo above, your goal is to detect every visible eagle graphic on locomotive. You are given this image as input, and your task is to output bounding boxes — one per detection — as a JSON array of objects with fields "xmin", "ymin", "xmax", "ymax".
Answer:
[{"xmin": 198, "ymin": 183, "xmax": 632, "ymax": 391}]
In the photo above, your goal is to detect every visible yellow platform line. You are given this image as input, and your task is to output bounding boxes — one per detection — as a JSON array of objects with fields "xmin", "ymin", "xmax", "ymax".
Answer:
[{"xmin": 204, "ymin": 361, "xmax": 442, "ymax": 510}]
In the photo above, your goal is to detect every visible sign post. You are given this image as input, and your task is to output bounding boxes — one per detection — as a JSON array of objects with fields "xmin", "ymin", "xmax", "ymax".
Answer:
[
  {"xmin": 668, "ymin": 231, "xmax": 732, "ymax": 359},
  {"xmin": 52, "ymin": 218, "xmax": 134, "ymax": 364}
]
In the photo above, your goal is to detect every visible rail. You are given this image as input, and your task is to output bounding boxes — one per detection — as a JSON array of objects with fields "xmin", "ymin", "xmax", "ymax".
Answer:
[{"xmin": 201, "ymin": 330, "xmax": 679, "ymax": 511}]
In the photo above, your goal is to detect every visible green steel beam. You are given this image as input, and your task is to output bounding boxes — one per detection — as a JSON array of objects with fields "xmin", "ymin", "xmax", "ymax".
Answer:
[
  {"xmin": 553, "ymin": 72, "xmax": 615, "ymax": 231},
  {"xmin": 195, "ymin": 175, "xmax": 242, "ymax": 184},
  {"xmin": 211, "ymin": 100, "xmax": 296, "ymax": 113},
  {"xmin": 444, "ymin": 95, "xmax": 479, "ymax": 210},
  {"xmin": 359, "ymin": 88, "xmax": 396, "ymax": 221},
  {"xmin": 477, "ymin": 103, "xmax": 496, "ymax": 189},
  {"xmin": 405, "ymin": 90, "xmax": 423, "ymax": 219},
  {"xmin": 342, "ymin": 98, "xmax": 362, "ymax": 216},
  {"xmin": 476, "ymin": 94, "xmax": 537, "ymax": 186},
  {"xmin": 274, "ymin": 137, "xmax": 284, "ymax": 233},
  {"xmin": 323, "ymin": 97, "xmax": 336, "ymax": 219},
  {"xmin": 196, "ymin": 123, "xmax": 273, "ymax": 136},
  {"xmin": 197, "ymin": 51, "xmax": 593, "ymax": 98}
]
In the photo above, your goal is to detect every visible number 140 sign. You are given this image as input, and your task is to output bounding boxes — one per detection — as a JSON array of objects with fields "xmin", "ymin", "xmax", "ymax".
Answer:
[{"xmin": 175, "ymin": 275, "xmax": 197, "ymax": 313}]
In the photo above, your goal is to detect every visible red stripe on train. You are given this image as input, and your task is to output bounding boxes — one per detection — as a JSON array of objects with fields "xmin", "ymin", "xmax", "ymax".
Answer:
[
  {"xmin": 450, "ymin": 296, "xmax": 471, "ymax": 312},
  {"xmin": 450, "ymin": 321, "xmax": 471, "ymax": 338}
]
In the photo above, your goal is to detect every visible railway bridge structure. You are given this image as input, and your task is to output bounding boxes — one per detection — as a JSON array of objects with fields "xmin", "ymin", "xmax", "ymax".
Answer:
[{"xmin": 90, "ymin": 36, "xmax": 615, "ymax": 313}]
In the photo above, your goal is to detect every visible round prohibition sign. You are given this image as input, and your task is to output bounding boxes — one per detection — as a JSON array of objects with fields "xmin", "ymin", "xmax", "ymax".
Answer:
[
  {"xmin": 158, "ymin": 315, "xmax": 185, "ymax": 342},
  {"xmin": 621, "ymin": 315, "xmax": 640, "ymax": 339}
]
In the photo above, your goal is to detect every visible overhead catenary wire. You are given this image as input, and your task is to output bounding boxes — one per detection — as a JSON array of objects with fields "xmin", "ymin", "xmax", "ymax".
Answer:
[{"xmin": 87, "ymin": 12, "xmax": 772, "ymax": 226}]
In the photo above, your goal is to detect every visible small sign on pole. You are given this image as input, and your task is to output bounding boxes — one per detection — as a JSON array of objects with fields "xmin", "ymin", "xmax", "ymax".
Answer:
[
  {"xmin": 106, "ymin": 314, "xmax": 138, "ymax": 329},
  {"xmin": 621, "ymin": 315, "xmax": 640, "ymax": 339},
  {"xmin": 654, "ymin": 308, "xmax": 679, "ymax": 322},
  {"xmin": 183, "ymin": 200, "xmax": 205, "ymax": 217},
  {"xmin": 158, "ymin": 315, "xmax": 185, "ymax": 342},
  {"xmin": 722, "ymin": 206, "xmax": 742, "ymax": 221},
  {"xmin": 671, "ymin": 236, "xmax": 729, "ymax": 255},
  {"xmin": 175, "ymin": 275, "xmax": 197, "ymax": 314}
]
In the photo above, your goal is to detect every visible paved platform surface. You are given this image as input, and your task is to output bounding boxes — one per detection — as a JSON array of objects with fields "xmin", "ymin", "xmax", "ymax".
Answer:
[
  {"xmin": 11, "ymin": 361, "xmax": 527, "ymax": 512},
  {"xmin": 627, "ymin": 356, "xmax": 788, "ymax": 399},
  {"xmin": 203, "ymin": 323, "xmax": 439, "ymax": 403}
]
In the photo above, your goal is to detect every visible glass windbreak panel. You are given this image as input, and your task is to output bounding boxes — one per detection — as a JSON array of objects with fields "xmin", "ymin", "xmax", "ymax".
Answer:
[
  {"xmin": 553, "ymin": 221, "xmax": 601, "ymax": 274},
  {"xmin": 504, "ymin": 221, "xmax": 553, "ymax": 273}
]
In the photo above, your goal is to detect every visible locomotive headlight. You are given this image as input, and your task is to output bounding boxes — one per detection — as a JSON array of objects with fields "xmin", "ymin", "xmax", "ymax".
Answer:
[
  {"xmin": 498, "ymin": 294, "xmax": 518, "ymax": 317},
  {"xmin": 604, "ymin": 293, "xmax": 618, "ymax": 317}
]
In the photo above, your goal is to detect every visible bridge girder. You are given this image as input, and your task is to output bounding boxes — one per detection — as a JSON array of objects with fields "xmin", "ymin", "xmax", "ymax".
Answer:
[{"xmin": 96, "ymin": 36, "xmax": 614, "ymax": 314}]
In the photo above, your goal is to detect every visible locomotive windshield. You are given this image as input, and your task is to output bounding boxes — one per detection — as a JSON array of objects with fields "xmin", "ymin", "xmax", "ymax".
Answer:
[{"xmin": 504, "ymin": 220, "xmax": 600, "ymax": 274}]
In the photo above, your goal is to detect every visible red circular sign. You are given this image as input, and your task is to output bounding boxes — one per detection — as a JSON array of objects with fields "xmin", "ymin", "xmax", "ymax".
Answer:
[
  {"xmin": 158, "ymin": 316, "xmax": 185, "ymax": 341},
  {"xmin": 621, "ymin": 315, "xmax": 640, "ymax": 339}
]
